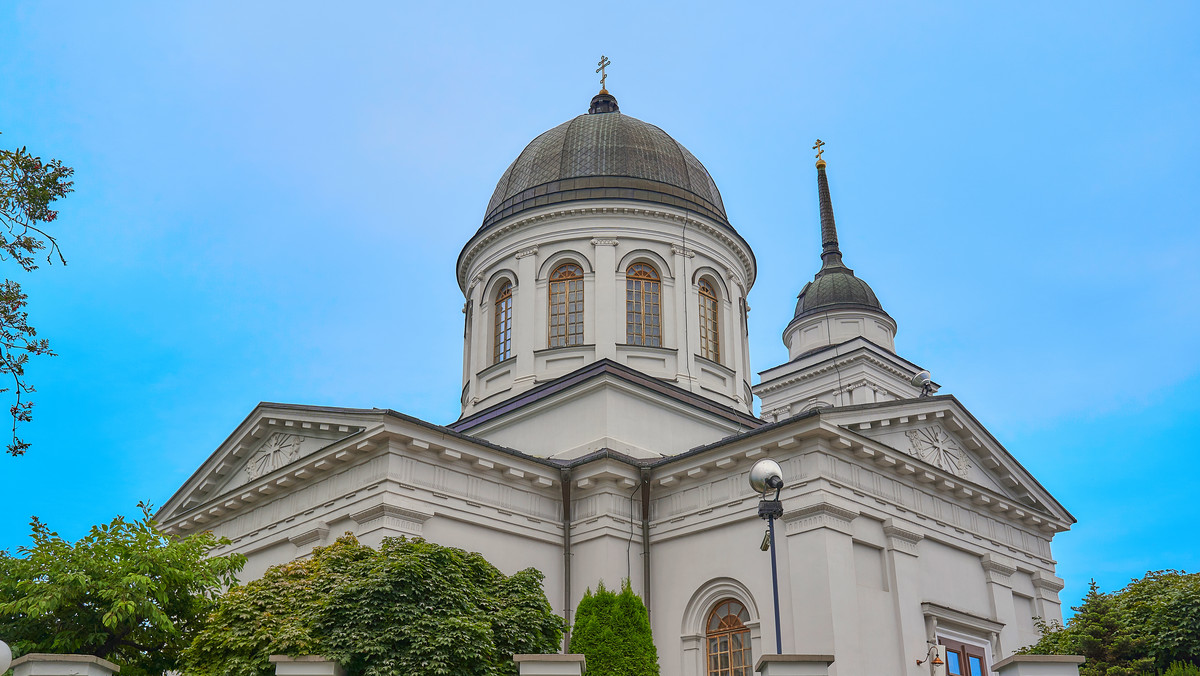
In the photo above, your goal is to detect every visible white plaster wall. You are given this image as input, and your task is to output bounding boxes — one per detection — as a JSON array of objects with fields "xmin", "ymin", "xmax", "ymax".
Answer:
[
  {"xmin": 466, "ymin": 379, "xmax": 746, "ymax": 459},
  {"xmin": 784, "ymin": 309, "xmax": 897, "ymax": 359}
]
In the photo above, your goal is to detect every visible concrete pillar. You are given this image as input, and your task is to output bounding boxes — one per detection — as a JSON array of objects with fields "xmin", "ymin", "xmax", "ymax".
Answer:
[
  {"xmin": 882, "ymin": 519, "xmax": 928, "ymax": 676},
  {"xmin": 755, "ymin": 654, "xmax": 834, "ymax": 676},
  {"xmin": 992, "ymin": 655, "xmax": 1084, "ymax": 676},
  {"xmin": 512, "ymin": 654, "xmax": 586, "ymax": 676},
  {"xmin": 10, "ymin": 654, "xmax": 120, "ymax": 676},
  {"xmin": 269, "ymin": 655, "xmax": 346, "ymax": 676},
  {"xmin": 981, "ymin": 553, "xmax": 1020, "ymax": 656},
  {"xmin": 592, "ymin": 238, "xmax": 618, "ymax": 360}
]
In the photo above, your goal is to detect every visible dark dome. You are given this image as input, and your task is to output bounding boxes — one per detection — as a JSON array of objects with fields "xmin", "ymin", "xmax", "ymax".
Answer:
[
  {"xmin": 480, "ymin": 97, "xmax": 730, "ymax": 233},
  {"xmin": 793, "ymin": 265, "xmax": 887, "ymax": 320}
]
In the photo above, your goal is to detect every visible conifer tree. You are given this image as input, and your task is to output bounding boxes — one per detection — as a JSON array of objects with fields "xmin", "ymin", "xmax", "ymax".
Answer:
[{"xmin": 569, "ymin": 580, "xmax": 659, "ymax": 676}]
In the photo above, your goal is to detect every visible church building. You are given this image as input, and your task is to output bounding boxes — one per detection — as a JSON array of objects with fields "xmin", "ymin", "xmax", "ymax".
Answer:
[{"xmin": 158, "ymin": 78, "xmax": 1074, "ymax": 676}]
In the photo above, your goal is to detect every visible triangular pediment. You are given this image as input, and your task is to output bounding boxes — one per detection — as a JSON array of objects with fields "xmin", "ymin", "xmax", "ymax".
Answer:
[
  {"xmin": 158, "ymin": 403, "xmax": 379, "ymax": 523},
  {"xmin": 820, "ymin": 396, "xmax": 1074, "ymax": 526}
]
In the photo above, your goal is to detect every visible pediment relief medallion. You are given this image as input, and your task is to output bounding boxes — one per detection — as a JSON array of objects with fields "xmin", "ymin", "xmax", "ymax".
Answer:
[
  {"xmin": 245, "ymin": 433, "xmax": 303, "ymax": 480},
  {"xmin": 904, "ymin": 424, "xmax": 971, "ymax": 478}
]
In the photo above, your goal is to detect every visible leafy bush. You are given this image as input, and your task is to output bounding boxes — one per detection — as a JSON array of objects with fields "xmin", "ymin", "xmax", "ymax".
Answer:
[
  {"xmin": 184, "ymin": 534, "xmax": 561, "ymax": 676},
  {"xmin": 0, "ymin": 504, "xmax": 244, "ymax": 676},
  {"xmin": 568, "ymin": 580, "xmax": 659, "ymax": 676}
]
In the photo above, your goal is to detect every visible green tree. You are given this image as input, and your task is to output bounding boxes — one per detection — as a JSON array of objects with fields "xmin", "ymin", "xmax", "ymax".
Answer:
[
  {"xmin": 0, "ymin": 503, "xmax": 244, "ymax": 676},
  {"xmin": 1022, "ymin": 572, "xmax": 1200, "ymax": 675},
  {"xmin": 184, "ymin": 534, "xmax": 562, "ymax": 676},
  {"xmin": 568, "ymin": 580, "xmax": 659, "ymax": 676},
  {"xmin": 0, "ymin": 136, "xmax": 75, "ymax": 456}
]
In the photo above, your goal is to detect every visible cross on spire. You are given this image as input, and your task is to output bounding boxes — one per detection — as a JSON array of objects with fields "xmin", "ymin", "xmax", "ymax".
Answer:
[
  {"xmin": 812, "ymin": 139, "xmax": 825, "ymax": 161},
  {"xmin": 596, "ymin": 55, "xmax": 611, "ymax": 94}
]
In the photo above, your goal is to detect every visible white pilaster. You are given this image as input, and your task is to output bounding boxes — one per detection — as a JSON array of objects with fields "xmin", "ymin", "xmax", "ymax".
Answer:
[
  {"xmin": 981, "ymin": 553, "xmax": 1020, "ymax": 657},
  {"xmin": 514, "ymin": 246, "xmax": 539, "ymax": 382},
  {"xmin": 592, "ymin": 239, "xmax": 618, "ymax": 360},
  {"xmin": 782, "ymin": 500, "xmax": 859, "ymax": 674},
  {"xmin": 882, "ymin": 519, "xmax": 928, "ymax": 676}
]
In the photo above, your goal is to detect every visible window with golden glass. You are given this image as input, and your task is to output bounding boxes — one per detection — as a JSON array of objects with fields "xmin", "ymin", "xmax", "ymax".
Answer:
[
  {"xmin": 706, "ymin": 599, "xmax": 752, "ymax": 676},
  {"xmin": 698, "ymin": 278, "xmax": 720, "ymax": 363},
  {"xmin": 626, "ymin": 263, "xmax": 661, "ymax": 347},
  {"xmin": 493, "ymin": 281, "xmax": 513, "ymax": 363},
  {"xmin": 549, "ymin": 263, "xmax": 584, "ymax": 348}
]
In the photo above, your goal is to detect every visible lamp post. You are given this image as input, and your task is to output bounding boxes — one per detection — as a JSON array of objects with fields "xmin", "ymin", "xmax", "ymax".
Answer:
[
  {"xmin": 749, "ymin": 459, "xmax": 785, "ymax": 655},
  {"xmin": 0, "ymin": 639, "xmax": 11, "ymax": 673}
]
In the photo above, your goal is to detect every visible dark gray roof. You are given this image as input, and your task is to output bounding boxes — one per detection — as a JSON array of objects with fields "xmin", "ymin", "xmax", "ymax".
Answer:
[
  {"xmin": 793, "ymin": 264, "xmax": 886, "ymax": 319},
  {"xmin": 479, "ymin": 99, "xmax": 730, "ymax": 233}
]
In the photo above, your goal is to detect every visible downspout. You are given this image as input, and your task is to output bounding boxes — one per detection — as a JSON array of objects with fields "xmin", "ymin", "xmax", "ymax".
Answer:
[
  {"xmin": 560, "ymin": 468, "xmax": 573, "ymax": 652},
  {"xmin": 641, "ymin": 467, "xmax": 652, "ymax": 617}
]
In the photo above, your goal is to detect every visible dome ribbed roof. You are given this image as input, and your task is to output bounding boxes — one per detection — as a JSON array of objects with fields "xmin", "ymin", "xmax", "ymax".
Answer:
[
  {"xmin": 793, "ymin": 266, "xmax": 885, "ymax": 319},
  {"xmin": 479, "ymin": 99, "xmax": 730, "ymax": 234}
]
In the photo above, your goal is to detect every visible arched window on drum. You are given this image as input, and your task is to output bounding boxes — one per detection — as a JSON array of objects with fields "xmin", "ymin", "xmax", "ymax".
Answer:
[
  {"xmin": 493, "ymin": 281, "xmax": 513, "ymax": 363},
  {"xmin": 706, "ymin": 599, "xmax": 752, "ymax": 676},
  {"xmin": 626, "ymin": 263, "xmax": 661, "ymax": 347},
  {"xmin": 549, "ymin": 263, "xmax": 584, "ymax": 347},
  {"xmin": 698, "ymin": 278, "xmax": 720, "ymax": 363}
]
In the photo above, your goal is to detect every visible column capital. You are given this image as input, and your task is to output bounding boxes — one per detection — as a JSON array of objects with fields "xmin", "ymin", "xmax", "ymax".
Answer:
[
  {"xmin": 590, "ymin": 238, "xmax": 619, "ymax": 247},
  {"xmin": 981, "ymin": 553, "xmax": 1017, "ymax": 586},
  {"xmin": 882, "ymin": 518, "xmax": 923, "ymax": 556},
  {"xmin": 515, "ymin": 246, "xmax": 540, "ymax": 259},
  {"xmin": 671, "ymin": 243, "xmax": 695, "ymax": 257},
  {"xmin": 783, "ymin": 499, "xmax": 857, "ymax": 536}
]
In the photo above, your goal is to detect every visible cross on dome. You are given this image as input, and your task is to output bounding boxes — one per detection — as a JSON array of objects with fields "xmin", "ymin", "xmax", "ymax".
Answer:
[{"xmin": 596, "ymin": 55, "xmax": 611, "ymax": 94}]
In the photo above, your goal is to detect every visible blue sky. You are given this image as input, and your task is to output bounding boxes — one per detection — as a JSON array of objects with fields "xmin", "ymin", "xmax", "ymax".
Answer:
[{"xmin": 1, "ymin": 2, "xmax": 1197, "ymax": 616}]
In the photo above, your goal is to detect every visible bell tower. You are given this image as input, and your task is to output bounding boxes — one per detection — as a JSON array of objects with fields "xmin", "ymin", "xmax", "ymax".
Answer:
[{"xmin": 753, "ymin": 144, "xmax": 935, "ymax": 421}]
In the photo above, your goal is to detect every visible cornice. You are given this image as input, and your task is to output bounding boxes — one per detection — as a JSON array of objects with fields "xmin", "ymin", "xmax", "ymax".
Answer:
[
  {"xmin": 755, "ymin": 349, "xmax": 917, "ymax": 397},
  {"xmin": 457, "ymin": 205, "xmax": 756, "ymax": 292}
]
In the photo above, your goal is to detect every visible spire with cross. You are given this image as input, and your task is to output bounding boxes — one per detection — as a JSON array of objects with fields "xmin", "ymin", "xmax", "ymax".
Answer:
[{"xmin": 596, "ymin": 55, "xmax": 611, "ymax": 94}]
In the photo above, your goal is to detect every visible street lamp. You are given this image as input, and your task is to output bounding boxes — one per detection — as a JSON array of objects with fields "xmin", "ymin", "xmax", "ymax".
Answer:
[
  {"xmin": 749, "ymin": 459, "xmax": 784, "ymax": 654},
  {"xmin": 0, "ymin": 638, "xmax": 12, "ymax": 673}
]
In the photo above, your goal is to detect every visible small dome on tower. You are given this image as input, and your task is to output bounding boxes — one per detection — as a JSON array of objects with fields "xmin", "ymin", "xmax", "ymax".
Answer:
[
  {"xmin": 794, "ymin": 267, "xmax": 885, "ymax": 320},
  {"xmin": 479, "ymin": 92, "xmax": 732, "ymax": 234}
]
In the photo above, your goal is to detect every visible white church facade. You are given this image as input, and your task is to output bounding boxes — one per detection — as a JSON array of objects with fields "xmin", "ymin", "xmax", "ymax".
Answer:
[{"xmin": 158, "ymin": 86, "xmax": 1074, "ymax": 676}]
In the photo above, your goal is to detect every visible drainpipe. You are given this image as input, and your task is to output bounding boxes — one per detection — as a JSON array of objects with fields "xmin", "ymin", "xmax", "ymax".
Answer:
[
  {"xmin": 641, "ymin": 468, "xmax": 652, "ymax": 617},
  {"xmin": 560, "ymin": 468, "xmax": 573, "ymax": 652}
]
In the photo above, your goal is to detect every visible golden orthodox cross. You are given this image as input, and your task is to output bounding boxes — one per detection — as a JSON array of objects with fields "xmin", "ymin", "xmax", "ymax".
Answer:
[
  {"xmin": 596, "ymin": 55, "xmax": 611, "ymax": 92},
  {"xmin": 813, "ymin": 139, "xmax": 825, "ymax": 161}
]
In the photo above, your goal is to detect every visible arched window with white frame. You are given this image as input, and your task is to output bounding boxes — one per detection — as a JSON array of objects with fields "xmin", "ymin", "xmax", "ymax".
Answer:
[
  {"xmin": 698, "ymin": 278, "xmax": 720, "ymax": 363},
  {"xmin": 493, "ymin": 280, "xmax": 513, "ymax": 363},
  {"xmin": 706, "ymin": 599, "xmax": 752, "ymax": 676},
  {"xmin": 626, "ymin": 263, "xmax": 661, "ymax": 347},
  {"xmin": 549, "ymin": 262, "xmax": 584, "ymax": 347}
]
